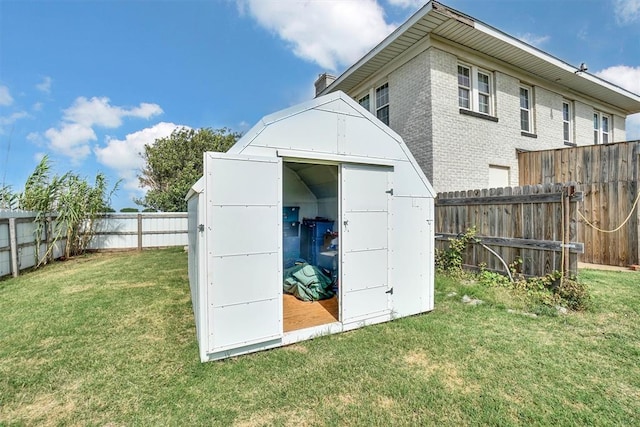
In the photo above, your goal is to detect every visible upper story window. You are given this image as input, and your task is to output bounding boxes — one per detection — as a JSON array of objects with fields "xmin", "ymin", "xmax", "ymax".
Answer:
[
  {"xmin": 594, "ymin": 112, "xmax": 611, "ymax": 144},
  {"xmin": 458, "ymin": 63, "xmax": 493, "ymax": 116},
  {"xmin": 356, "ymin": 83, "xmax": 390, "ymax": 126},
  {"xmin": 520, "ymin": 86, "xmax": 532, "ymax": 132},
  {"xmin": 358, "ymin": 94, "xmax": 370, "ymax": 111},
  {"xmin": 562, "ymin": 101, "xmax": 573, "ymax": 144},
  {"xmin": 375, "ymin": 83, "xmax": 390, "ymax": 125}
]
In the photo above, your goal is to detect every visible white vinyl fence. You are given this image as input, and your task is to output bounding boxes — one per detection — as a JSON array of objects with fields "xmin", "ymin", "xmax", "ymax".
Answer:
[{"xmin": 0, "ymin": 211, "xmax": 187, "ymax": 279}]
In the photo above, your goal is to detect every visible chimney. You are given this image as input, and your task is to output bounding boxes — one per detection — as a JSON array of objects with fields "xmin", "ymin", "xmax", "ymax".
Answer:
[{"xmin": 314, "ymin": 73, "xmax": 337, "ymax": 97}]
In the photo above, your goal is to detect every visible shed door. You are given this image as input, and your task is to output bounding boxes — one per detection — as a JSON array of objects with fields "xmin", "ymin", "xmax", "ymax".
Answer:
[
  {"xmin": 205, "ymin": 153, "xmax": 282, "ymax": 353},
  {"xmin": 341, "ymin": 164, "xmax": 391, "ymax": 323}
]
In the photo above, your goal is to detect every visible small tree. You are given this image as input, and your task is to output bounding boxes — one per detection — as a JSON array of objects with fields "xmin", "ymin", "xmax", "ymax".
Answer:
[
  {"xmin": 19, "ymin": 156, "xmax": 119, "ymax": 265},
  {"xmin": 136, "ymin": 127, "xmax": 240, "ymax": 212}
]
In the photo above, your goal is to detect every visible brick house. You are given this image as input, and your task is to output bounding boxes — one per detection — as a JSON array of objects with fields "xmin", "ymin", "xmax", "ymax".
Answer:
[{"xmin": 317, "ymin": 1, "xmax": 640, "ymax": 192}]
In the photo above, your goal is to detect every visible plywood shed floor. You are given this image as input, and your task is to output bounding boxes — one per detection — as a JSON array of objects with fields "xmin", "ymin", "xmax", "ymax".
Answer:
[{"xmin": 283, "ymin": 294, "xmax": 339, "ymax": 332}]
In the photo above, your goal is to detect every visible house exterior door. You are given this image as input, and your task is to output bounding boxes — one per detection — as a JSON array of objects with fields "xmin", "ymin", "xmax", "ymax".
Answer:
[
  {"xmin": 341, "ymin": 163, "xmax": 392, "ymax": 323},
  {"xmin": 204, "ymin": 153, "xmax": 283, "ymax": 354}
]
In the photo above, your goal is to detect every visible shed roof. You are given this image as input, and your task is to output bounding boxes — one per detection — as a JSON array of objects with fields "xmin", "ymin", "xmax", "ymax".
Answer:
[
  {"xmin": 226, "ymin": 90, "xmax": 434, "ymax": 197},
  {"xmin": 320, "ymin": 1, "xmax": 640, "ymax": 114}
]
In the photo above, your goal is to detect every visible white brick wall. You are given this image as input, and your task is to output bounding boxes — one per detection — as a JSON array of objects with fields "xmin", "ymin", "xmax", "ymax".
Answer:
[{"xmin": 344, "ymin": 43, "xmax": 630, "ymax": 193}]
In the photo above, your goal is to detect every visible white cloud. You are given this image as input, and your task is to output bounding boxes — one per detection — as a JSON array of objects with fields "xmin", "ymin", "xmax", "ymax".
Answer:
[
  {"xmin": 386, "ymin": 0, "xmax": 426, "ymax": 8},
  {"xmin": 627, "ymin": 113, "xmax": 640, "ymax": 140},
  {"xmin": 517, "ymin": 33, "xmax": 551, "ymax": 48},
  {"xmin": 595, "ymin": 66, "xmax": 640, "ymax": 140},
  {"xmin": 236, "ymin": 0, "xmax": 396, "ymax": 70},
  {"xmin": 36, "ymin": 76, "xmax": 52, "ymax": 94},
  {"xmin": 63, "ymin": 96, "xmax": 163, "ymax": 128},
  {"xmin": 614, "ymin": 0, "xmax": 640, "ymax": 25},
  {"xmin": 0, "ymin": 111, "xmax": 28, "ymax": 127},
  {"xmin": 44, "ymin": 123, "xmax": 96, "ymax": 163},
  {"xmin": 94, "ymin": 122, "xmax": 182, "ymax": 191},
  {"xmin": 595, "ymin": 65, "xmax": 640, "ymax": 95},
  {"xmin": 45, "ymin": 96, "xmax": 163, "ymax": 162},
  {"xmin": 32, "ymin": 102, "xmax": 43, "ymax": 112},
  {"xmin": 34, "ymin": 152, "xmax": 46, "ymax": 162},
  {"xmin": 0, "ymin": 85, "xmax": 13, "ymax": 106}
]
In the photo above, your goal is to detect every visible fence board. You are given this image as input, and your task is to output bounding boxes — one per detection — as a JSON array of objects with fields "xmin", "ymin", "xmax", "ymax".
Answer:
[
  {"xmin": 518, "ymin": 141, "xmax": 640, "ymax": 266},
  {"xmin": 0, "ymin": 212, "xmax": 188, "ymax": 279},
  {"xmin": 435, "ymin": 183, "xmax": 580, "ymax": 277}
]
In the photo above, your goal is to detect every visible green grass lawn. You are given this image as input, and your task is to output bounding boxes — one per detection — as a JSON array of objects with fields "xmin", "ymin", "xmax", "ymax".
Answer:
[{"xmin": 1, "ymin": 249, "xmax": 639, "ymax": 426}]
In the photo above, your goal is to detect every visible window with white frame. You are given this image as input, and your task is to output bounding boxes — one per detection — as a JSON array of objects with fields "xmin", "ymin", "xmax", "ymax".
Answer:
[
  {"xmin": 358, "ymin": 94, "xmax": 370, "ymax": 111},
  {"xmin": 458, "ymin": 63, "xmax": 493, "ymax": 115},
  {"xmin": 520, "ymin": 86, "xmax": 532, "ymax": 132},
  {"xmin": 355, "ymin": 83, "xmax": 389, "ymax": 126},
  {"xmin": 562, "ymin": 101, "xmax": 573, "ymax": 144},
  {"xmin": 594, "ymin": 112, "xmax": 611, "ymax": 144},
  {"xmin": 375, "ymin": 83, "xmax": 389, "ymax": 125}
]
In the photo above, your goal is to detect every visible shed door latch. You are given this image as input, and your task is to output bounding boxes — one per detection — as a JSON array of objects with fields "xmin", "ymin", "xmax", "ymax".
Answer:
[
  {"xmin": 385, "ymin": 189, "xmax": 394, "ymax": 195},
  {"xmin": 385, "ymin": 287, "xmax": 394, "ymax": 295}
]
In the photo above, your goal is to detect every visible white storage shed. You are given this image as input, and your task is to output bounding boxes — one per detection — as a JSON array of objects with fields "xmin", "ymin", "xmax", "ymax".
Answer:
[{"xmin": 186, "ymin": 91, "xmax": 435, "ymax": 362}]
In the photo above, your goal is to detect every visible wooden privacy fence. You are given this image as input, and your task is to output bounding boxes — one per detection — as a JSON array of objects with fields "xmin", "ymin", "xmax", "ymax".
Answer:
[
  {"xmin": 435, "ymin": 183, "xmax": 584, "ymax": 277},
  {"xmin": 0, "ymin": 212, "xmax": 188, "ymax": 279},
  {"xmin": 519, "ymin": 141, "xmax": 640, "ymax": 266}
]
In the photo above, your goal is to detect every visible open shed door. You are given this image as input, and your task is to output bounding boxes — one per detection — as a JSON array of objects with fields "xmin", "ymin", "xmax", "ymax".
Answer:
[
  {"xmin": 205, "ymin": 153, "xmax": 282, "ymax": 354},
  {"xmin": 341, "ymin": 164, "xmax": 392, "ymax": 323}
]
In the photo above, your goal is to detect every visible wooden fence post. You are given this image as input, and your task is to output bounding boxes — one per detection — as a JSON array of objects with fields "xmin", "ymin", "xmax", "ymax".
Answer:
[
  {"xmin": 137, "ymin": 213, "xmax": 142, "ymax": 251},
  {"xmin": 563, "ymin": 186, "xmax": 570, "ymax": 276},
  {"xmin": 9, "ymin": 217, "xmax": 18, "ymax": 278}
]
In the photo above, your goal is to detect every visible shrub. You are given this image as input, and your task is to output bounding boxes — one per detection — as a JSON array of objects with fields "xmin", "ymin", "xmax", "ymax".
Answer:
[
  {"xmin": 435, "ymin": 227, "xmax": 477, "ymax": 274},
  {"xmin": 555, "ymin": 278, "xmax": 591, "ymax": 311}
]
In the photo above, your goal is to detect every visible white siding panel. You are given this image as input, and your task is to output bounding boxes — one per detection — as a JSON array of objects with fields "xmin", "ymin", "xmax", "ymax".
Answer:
[
  {"xmin": 389, "ymin": 197, "xmax": 432, "ymax": 316},
  {"xmin": 342, "ymin": 285, "xmax": 390, "ymax": 322},
  {"xmin": 210, "ymin": 206, "xmax": 279, "ymax": 257},
  {"xmin": 0, "ymin": 222, "xmax": 9, "ymax": 247},
  {"xmin": 343, "ymin": 211, "xmax": 388, "ymax": 250},
  {"xmin": 338, "ymin": 116, "xmax": 403, "ymax": 160},
  {"xmin": 342, "ymin": 249, "xmax": 388, "ymax": 290},
  {"xmin": 210, "ymin": 252, "xmax": 278, "ymax": 307},
  {"xmin": 204, "ymin": 153, "xmax": 282, "ymax": 356},
  {"xmin": 254, "ymin": 110, "xmax": 339, "ymax": 154},
  {"xmin": 210, "ymin": 298, "xmax": 281, "ymax": 351},
  {"xmin": 393, "ymin": 161, "xmax": 433, "ymax": 197}
]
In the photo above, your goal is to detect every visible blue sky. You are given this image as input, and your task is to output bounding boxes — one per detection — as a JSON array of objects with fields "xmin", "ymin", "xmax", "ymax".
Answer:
[{"xmin": 1, "ymin": 0, "xmax": 639, "ymax": 210}]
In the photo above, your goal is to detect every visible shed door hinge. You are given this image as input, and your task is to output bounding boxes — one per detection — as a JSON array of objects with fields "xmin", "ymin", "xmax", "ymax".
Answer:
[
  {"xmin": 198, "ymin": 224, "xmax": 205, "ymax": 232},
  {"xmin": 385, "ymin": 189, "xmax": 393, "ymax": 195}
]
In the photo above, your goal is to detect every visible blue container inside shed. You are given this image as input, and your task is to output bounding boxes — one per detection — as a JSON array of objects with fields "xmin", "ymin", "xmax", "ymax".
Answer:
[
  {"xmin": 301, "ymin": 218, "xmax": 334, "ymax": 266},
  {"xmin": 283, "ymin": 207, "xmax": 301, "ymax": 266}
]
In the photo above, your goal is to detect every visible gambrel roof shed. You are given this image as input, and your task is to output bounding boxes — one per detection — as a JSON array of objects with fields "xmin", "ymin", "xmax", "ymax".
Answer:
[{"xmin": 187, "ymin": 91, "xmax": 435, "ymax": 361}]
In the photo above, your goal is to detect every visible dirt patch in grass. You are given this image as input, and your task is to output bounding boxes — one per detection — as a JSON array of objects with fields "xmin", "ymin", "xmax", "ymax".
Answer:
[
  {"xmin": 403, "ymin": 350, "xmax": 479, "ymax": 394},
  {"xmin": 282, "ymin": 344, "xmax": 308, "ymax": 354},
  {"xmin": 377, "ymin": 396, "xmax": 395, "ymax": 409},
  {"xmin": 233, "ymin": 408, "xmax": 316, "ymax": 427},
  {"xmin": 62, "ymin": 280, "xmax": 156, "ymax": 294},
  {"xmin": 4, "ymin": 384, "xmax": 80, "ymax": 426}
]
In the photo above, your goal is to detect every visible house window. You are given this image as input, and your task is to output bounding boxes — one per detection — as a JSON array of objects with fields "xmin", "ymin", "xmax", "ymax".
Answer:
[
  {"xmin": 594, "ymin": 112, "xmax": 611, "ymax": 144},
  {"xmin": 520, "ymin": 87, "xmax": 532, "ymax": 132},
  {"xmin": 458, "ymin": 63, "xmax": 493, "ymax": 115},
  {"xmin": 375, "ymin": 83, "xmax": 389, "ymax": 125},
  {"xmin": 458, "ymin": 65, "xmax": 471, "ymax": 109},
  {"xmin": 358, "ymin": 94, "xmax": 370, "ymax": 111},
  {"xmin": 562, "ymin": 101, "xmax": 573, "ymax": 144}
]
